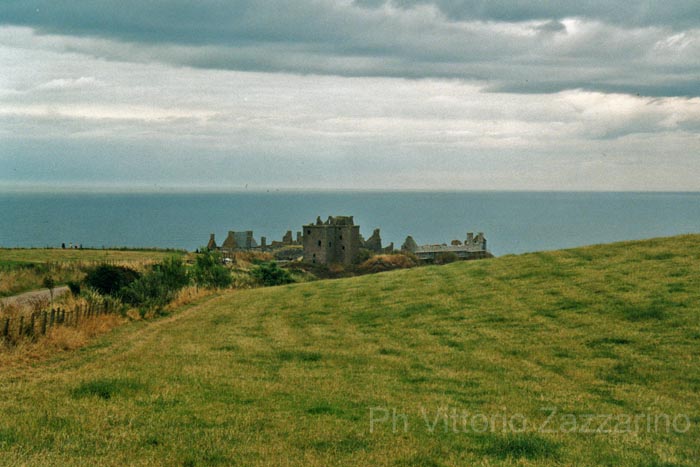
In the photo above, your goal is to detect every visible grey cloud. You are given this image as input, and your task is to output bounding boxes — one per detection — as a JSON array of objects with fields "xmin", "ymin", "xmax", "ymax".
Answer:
[
  {"xmin": 536, "ymin": 20, "xmax": 566, "ymax": 33},
  {"xmin": 363, "ymin": 0, "xmax": 700, "ymax": 29},
  {"xmin": 486, "ymin": 81, "xmax": 700, "ymax": 98},
  {"xmin": 1, "ymin": 1, "xmax": 699, "ymax": 98}
]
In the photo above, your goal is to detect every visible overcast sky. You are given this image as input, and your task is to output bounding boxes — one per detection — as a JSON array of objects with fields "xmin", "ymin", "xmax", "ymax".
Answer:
[{"xmin": 1, "ymin": 1, "xmax": 699, "ymax": 191}]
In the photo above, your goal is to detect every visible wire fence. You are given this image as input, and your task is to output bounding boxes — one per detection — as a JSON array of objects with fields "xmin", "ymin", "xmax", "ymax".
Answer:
[{"xmin": 1, "ymin": 300, "xmax": 121, "ymax": 345}]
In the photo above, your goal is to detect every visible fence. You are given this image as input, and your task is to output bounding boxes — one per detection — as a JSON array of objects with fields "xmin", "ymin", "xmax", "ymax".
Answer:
[{"xmin": 1, "ymin": 300, "xmax": 120, "ymax": 345}]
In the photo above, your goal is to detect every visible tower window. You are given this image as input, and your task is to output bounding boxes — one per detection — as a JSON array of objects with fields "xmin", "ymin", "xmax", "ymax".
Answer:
[
  {"xmin": 317, "ymin": 240, "xmax": 322, "ymax": 247},
  {"xmin": 329, "ymin": 242, "xmax": 332, "ymax": 247}
]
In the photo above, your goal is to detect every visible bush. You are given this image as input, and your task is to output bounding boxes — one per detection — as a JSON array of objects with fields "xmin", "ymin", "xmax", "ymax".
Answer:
[
  {"xmin": 67, "ymin": 280, "xmax": 81, "ymax": 296},
  {"xmin": 120, "ymin": 273, "xmax": 171, "ymax": 315},
  {"xmin": 42, "ymin": 275, "xmax": 55, "ymax": 292},
  {"xmin": 84, "ymin": 264, "xmax": 140, "ymax": 296},
  {"xmin": 358, "ymin": 254, "xmax": 417, "ymax": 273},
  {"xmin": 355, "ymin": 248, "xmax": 373, "ymax": 264},
  {"xmin": 251, "ymin": 262, "xmax": 294, "ymax": 287},
  {"xmin": 152, "ymin": 256, "xmax": 190, "ymax": 291},
  {"xmin": 191, "ymin": 250, "xmax": 232, "ymax": 288},
  {"xmin": 120, "ymin": 257, "xmax": 190, "ymax": 316}
]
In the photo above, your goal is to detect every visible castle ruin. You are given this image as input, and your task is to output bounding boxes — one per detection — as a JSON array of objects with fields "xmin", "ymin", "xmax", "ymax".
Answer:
[
  {"xmin": 206, "ymin": 228, "xmax": 302, "ymax": 259},
  {"xmin": 206, "ymin": 216, "xmax": 488, "ymax": 265},
  {"xmin": 401, "ymin": 232, "xmax": 488, "ymax": 261},
  {"xmin": 302, "ymin": 216, "xmax": 361, "ymax": 265}
]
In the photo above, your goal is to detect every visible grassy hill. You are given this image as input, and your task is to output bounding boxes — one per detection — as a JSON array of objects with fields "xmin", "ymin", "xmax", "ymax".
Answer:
[{"xmin": 0, "ymin": 236, "xmax": 698, "ymax": 466}]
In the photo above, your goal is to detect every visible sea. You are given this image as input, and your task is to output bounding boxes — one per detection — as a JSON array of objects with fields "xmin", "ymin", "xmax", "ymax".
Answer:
[{"xmin": 1, "ymin": 191, "xmax": 699, "ymax": 256}]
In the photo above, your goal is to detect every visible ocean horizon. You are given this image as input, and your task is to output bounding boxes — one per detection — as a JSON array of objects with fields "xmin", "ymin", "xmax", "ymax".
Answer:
[{"xmin": 2, "ymin": 190, "xmax": 699, "ymax": 256}]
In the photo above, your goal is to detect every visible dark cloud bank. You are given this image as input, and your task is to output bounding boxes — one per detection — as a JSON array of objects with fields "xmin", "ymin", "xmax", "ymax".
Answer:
[{"xmin": 1, "ymin": 0, "xmax": 699, "ymax": 97}]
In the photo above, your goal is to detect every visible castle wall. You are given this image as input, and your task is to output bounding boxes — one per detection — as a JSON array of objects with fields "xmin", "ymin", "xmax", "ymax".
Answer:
[
  {"xmin": 302, "ymin": 218, "xmax": 361, "ymax": 265},
  {"xmin": 303, "ymin": 225, "xmax": 330, "ymax": 264}
]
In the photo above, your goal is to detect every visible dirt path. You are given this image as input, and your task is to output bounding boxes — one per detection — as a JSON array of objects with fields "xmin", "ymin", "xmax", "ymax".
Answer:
[{"xmin": 0, "ymin": 286, "xmax": 70, "ymax": 307}]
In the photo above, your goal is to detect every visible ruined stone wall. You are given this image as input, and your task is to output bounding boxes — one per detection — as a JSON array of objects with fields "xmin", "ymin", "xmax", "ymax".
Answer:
[
  {"xmin": 333, "ymin": 224, "xmax": 360, "ymax": 265},
  {"xmin": 303, "ymin": 224, "xmax": 330, "ymax": 264},
  {"xmin": 364, "ymin": 228, "xmax": 383, "ymax": 253},
  {"xmin": 302, "ymin": 216, "xmax": 361, "ymax": 265},
  {"xmin": 207, "ymin": 234, "xmax": 217, "ymax": 251}
]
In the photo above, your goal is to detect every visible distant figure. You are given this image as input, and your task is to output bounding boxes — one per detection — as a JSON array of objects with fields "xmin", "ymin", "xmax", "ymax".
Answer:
[{"xmin": 61, "ymin": 242, "xmax": 66, "ymax": 249}]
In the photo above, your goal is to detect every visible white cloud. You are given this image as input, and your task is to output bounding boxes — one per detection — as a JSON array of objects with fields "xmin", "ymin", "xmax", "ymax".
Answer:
[{"xmin": 35, "ymin": 76, "xmax": 102, "ymax": 91}]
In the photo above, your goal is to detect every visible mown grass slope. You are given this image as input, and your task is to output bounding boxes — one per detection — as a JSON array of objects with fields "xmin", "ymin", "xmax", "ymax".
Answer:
[{"xmin": 0, "ymin": 235, "xmax": 699, "ymax": 466}]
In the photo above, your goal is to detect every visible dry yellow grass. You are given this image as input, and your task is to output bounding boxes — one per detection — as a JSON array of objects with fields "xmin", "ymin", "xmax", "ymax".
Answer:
[
  {"xmin": 0, "ymin": 314, "xmax": 125, "ymax": 370},
  {"xmin": 164, "ymin": 286, "xmax": 217, "ymax": 311}
]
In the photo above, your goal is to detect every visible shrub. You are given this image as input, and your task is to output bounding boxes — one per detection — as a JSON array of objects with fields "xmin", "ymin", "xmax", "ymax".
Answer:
[
  {"xmin": 152, "ymin": 256, "xmax": 190, "ymax": 291},
  {"xmin": 42, "ymin": 275, "xmax": 55, "ymax": 292},
  {"xmin": 67, "ymin": 280, "xmax": 81, "ymax": 296},
  {"xmin": 327, "ymin": 263, "xmax": 345, "ymax": 275},
  {"xmin": 120, "ymin": 273, "xmax": 171, "ymax": 313},
  {"xmin": 84, "ymin": 264, "xmax": 140, "ymax": 296},
  {"xmin": 251, "ymin": 262, "xmax": 294, "ymax": 287},
  {"xmin": 120, "ymin": 257, "xmax": 190, "ymax": 316},
  {"xmin": 191, "ymin": 250, "xmax": 232, "ymax": 288},
  {"xmin": 358, "ymin": 254, "xmax": 417, "ymax": 273},
  {"xmin": 355, "ymin": 248, "xmax": 373, "ymax": 264},
  {"xmin": 42, "ymin": 275, "xmax": 56, "ymax": 303}
]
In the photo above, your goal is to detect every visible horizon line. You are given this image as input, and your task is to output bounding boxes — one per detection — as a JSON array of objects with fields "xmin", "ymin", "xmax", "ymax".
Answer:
[{"xmin": 1, "ymin": 184, "xmax": 700, "ymax": 195}]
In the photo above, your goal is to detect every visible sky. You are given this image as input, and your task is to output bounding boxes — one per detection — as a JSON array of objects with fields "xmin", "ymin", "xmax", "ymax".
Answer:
[{"xmin": 1, "ymin": 1, "xmax": 699, "ymax": 191}]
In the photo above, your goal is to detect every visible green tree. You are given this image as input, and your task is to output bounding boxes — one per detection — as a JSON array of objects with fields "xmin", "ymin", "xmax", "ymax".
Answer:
[{"xmin": 42, "ymin": 275, "xmax": 55, "ymax": 305}]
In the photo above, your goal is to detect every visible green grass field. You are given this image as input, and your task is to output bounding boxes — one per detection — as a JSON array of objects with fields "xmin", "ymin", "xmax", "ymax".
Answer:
[
  {"xmin": 0, "ymin": 248, "xmax": 185, "ymax": 265},
  {"xmin": 0, "ymin": 236, "xmax": 698, "ymax": 466}
]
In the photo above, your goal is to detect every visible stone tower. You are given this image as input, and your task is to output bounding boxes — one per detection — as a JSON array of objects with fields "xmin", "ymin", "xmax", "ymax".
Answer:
[
  {"xmin": 207, "ymin": 233, "xmax": 217, "ymax": 251},
  {"xmin": 302, "ymin": 216, "xmax": 361, "ymax": 265}
]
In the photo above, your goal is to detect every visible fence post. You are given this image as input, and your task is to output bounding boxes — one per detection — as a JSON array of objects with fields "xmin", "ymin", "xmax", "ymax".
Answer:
[
  {"xmin": 18, "ymin": 315, "xmax": 24, "ymax": 338},
  {"xmin": 50, "ymin": 309, "xmax": 55, "ymax": 327},
  {"xmin": 27, "ymin": 313, "xmax": 35, "ymax": 337},
  {"xmin": 42, "ymin": 311, "xmax": 48, "ymax": 335},
  {"xmin": 3, "ymin": 317, "xmax": 9, "ymax": 339}
]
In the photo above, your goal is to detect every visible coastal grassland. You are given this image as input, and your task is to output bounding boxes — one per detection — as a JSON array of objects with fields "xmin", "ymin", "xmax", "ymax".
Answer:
[
  {"xmin": 0, "ymin": 235, "xmax": 698, "ymax": 466},
  {"xmin": 0, "ymin": 248, "xmax": 187, "ymax": 297},
  {"xmin": 0, "ymin": 247, "xmax": 185, "ymax": 265}
]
